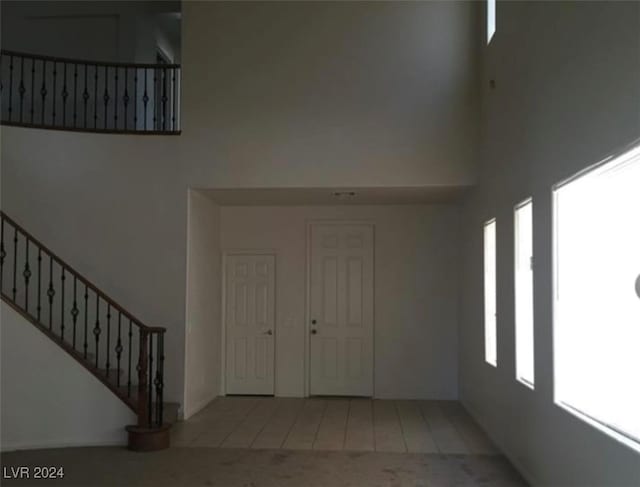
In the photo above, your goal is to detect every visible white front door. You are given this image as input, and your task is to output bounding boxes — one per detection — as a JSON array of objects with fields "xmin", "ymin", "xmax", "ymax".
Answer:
[
  {"xmin": 225, "ymin": 254, "xmax": 275, "ymax": 395},
  {"xmin": 309, "ymin": 224, "xmax": 374, "ymax": 396}
]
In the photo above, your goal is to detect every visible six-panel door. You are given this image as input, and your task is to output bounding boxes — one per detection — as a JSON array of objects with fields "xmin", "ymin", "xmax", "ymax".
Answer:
[
  {"xmin": 309, "ymin": 224, "xmax": 374, "ymax": 396},
  {"xmin": 225, "ymin": 254, "xmax": 275, "ymax": 395}
]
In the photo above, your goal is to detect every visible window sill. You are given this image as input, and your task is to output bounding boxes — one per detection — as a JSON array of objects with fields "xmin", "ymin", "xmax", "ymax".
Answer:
[
  {"xmin": 516, "ymin": 377, "xmax": 534, "ymax": 390},
  {"xmin": 555, "ymin": 400, "xmax": 640, "ymax": 455}
]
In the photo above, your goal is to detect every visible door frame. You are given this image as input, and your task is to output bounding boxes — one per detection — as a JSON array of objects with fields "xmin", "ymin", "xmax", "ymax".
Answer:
[
  {"xmin": 221, "ymin": 249, "xmax": 278, "ymax": 396},
  {"xmin": 304, "ymin": 220, "xmax": 375, "ymax": 397}
]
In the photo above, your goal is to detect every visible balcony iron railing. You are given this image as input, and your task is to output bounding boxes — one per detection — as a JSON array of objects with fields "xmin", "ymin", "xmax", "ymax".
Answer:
[{"xmin": 0, "ymin": 50, "xmax": 181, "ymax": 134}]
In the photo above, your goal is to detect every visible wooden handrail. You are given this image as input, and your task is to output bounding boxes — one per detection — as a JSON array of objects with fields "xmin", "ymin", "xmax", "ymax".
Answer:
[
  {"xmin": 1, "ymin": 121, "xmax": 181, "ymax": 136},
  {"xmin": 0, "ymin": 49, "xmax": 181, "ymax": 69},
  {"xmin": 0, "ymin": 211, "xmax": 165, "ymax": 334}
]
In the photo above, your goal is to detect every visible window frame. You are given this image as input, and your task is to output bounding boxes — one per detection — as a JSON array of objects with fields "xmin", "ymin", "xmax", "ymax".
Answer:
[
  {"xmin": 514, "ymin": 198, "xmax": 534, "ymax": 389},
  {"xmin": 552, "ymin": 140, "xmax": 640, "ymax": 453},
  {"xmin": 483, "ymin": 218, "xmax": 497, "ymax": 367},
  {"xmin": 487, "ymin": 0, "xmax": 496, "ymax": 44}
]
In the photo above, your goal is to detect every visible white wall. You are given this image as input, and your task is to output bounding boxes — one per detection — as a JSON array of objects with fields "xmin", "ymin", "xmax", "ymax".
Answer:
[
  {"xmin": 184, "ymin": 190, "xmax": 222, "ymax": 419},
  {"xmin": 1, "ymin": 1, "xmax": 479, "ymax": 415},
  {"xmin": 181, "ymin": 1, "xmax": 479, "ymax": 189},
  {"xmin": 1, "ymin": 302, "xmax": 136, "ymax": 450},
  {"xmin": 220, "ymin": 205, "xmax": 460, "ymax": 399},
  {"xmin": 459, "ymin": 2, "xmax": 640, "ymax": 486}
]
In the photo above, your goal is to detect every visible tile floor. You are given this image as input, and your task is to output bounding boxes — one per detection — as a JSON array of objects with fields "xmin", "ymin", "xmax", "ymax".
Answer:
[
  {"xmin": 1, "ymin": 398, "xmax": 528, "ymax": 486},
  {"xmin": 172, "ymin": 397, "xmax": 498, "ymax": 455}
]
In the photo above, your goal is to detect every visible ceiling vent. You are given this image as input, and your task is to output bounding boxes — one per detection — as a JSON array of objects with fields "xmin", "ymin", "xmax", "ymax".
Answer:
[{"xmin": 332, "ymin": 191, "xmax": 357, "ymax": 200}]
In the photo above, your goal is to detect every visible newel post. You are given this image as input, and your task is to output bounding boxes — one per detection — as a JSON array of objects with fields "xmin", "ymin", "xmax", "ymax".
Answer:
[{"xmin": 137, "ymin": 328, "xmax": 149, "ymax": 428}]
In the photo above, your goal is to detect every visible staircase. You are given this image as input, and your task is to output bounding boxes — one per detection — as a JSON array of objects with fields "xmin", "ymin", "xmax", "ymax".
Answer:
[{"xmin": 0, "ymin": 211, "xmax": 175, "ymax": 450}]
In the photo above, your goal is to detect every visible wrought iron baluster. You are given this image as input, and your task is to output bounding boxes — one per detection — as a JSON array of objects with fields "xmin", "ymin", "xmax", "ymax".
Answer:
[
  {"xmin": 30, "ymin": 58, "xmax": 35, "ymax": 123},
  {"xmin": 123, "ymin": 69, "xmax": 129, "ymax": 130},
  {"xmin": 114, "ymin": 67, "xmax": 118, "ymax": 129},
  {"xmin": 152, "ymin": 69, "xmax": 157, "ymax": 130},
  {"xmin": 47, "ymin": 256, "xmax": 54, "ymax": 329},
  {"xmin": 162, "ymin": 67, "xmax": 167, "ymax": 131},
  {"xmin": 116, "ymin": 313, "xmax": 123, "ymax": 387},
  {"xmin": 143, "ymin": 69, "xmax": 148, "ymax": 130},
  {"xmin": 19, "ymin": 56, "xmax": 25, "ymax": 122},
  {"xmin": 148, "ymin": 333, "xmax": 154, "ymax": 425},
  {"xmin": 0, "ymin": 218, "xmax": 5, "ymax": 292},
  {"xmin": 52, "ymin": 62, "xmax": 57, "ymax": 125},
  {"xmin": 41, "ymin": 59, "xmax": 47, "ymax": 124},
  {"xmin": 103, "ymin": 65, "xmax": 109, "ymax": 129},
  {"xmin": 172, "ymin": 68, "xmax": 176, "ymax": 131},
  {"xmin": 83, "ymin": 65, "xmax": 89, "ymax": 128},
  {"xmin": 12, "ymin": 228, "xmax": 17, "ymax": 301},
  {"xmin": 94, "ymin": 65, "xmax": 98, "ymax": 128},
  {"xmin": 134, "ymin": 70, "xmax": 138, "ymax": 129},
  {"xmin": 94, "ymin": 295, "xmax": 101, "ymax": 368},
  {"xmin": 60, "ymin": 267, "xmax": 66, "ymax": 340},
  {"xmin": 8, "ymin": 54, "xmax": 13, "ymax": 121},
  {"xmin": 106, "ymin": 303, "xmax": 111, "ymax": 377},
  {"xmin": 127, "ymin": 319, "xmax": 133, "ymax": 396},
  {"xmin": 83, "ymin": 284, "xmax": 89, "ymax": 358},
  {"xmin": 71, "ymin": 276, "xmax": 78, "ymax": 349},
  {"xmin": 62, "ymin": 62, "xmax": 68, "ymax": 126},
  {"xmin": 37, "ymin": 249, "xmax": 42, "ymax": 321},
  {"xmin": 23, "ymin": 236, "xmax": 31, "ymax": 311},
  {"xmin": 73, "ymin": 64, "xmax": 78, "ymax": 127}
]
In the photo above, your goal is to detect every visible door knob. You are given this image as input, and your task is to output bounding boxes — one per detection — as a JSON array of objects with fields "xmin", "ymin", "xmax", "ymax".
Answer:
[
  {"xmin": 311, "ymin": 329, "xmax": 317, "ymax": 335},
  {"xmin": 264, "ymin": 330, "xmax": 273, "ymax": 335},
  {"xmin": 311, "ymin": 319, "xmax": 317, "ymax": 324}
]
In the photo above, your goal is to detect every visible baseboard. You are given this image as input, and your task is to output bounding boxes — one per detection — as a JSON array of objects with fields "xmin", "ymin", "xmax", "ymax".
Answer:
[
  {"xmin": 1, "ymin": 438, "xmax": 126, "ymax": 452},
  {"xmin": 461, "ymin": 400, "xmax": 539, "ymax": 487}
]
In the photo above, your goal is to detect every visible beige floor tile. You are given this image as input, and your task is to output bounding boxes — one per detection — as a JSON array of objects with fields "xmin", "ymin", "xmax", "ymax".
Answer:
[
  {"xmin": 283, "ymin": 399, "xmax": 326, "ymax": 450},
  {"xmin": 441, "ymin": 401, "xmax": 498, "ymax": 454},
  {"xmin": 251, "ymin": 398, "xmax": 305, "ymax": 449},
  {"xmin": 373, "ymin": 399, "xmax": 406, "ymax": 452},
  {"xmin": 419, "ymin": 400, "xmax": 470, "ymax": 454},
  {"xmin": 395, "ymin": 400, "xmax": 438, "ymax": 453},
  {"xmin": 344, "ymin": 399, "xmax": 375, "ymax": 451},
  {"xmin": 313, "ymin": 399, "xmax": 349, "ymax": 450},
  {"xmin": 221, "ymin": 397, "xmax": 280, "ymax": 448}
]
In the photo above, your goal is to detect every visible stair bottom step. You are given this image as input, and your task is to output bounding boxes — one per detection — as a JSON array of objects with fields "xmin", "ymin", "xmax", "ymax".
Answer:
[{"xmin": 125, "ymin": 423, "xmax": 171, "ymax": 452}]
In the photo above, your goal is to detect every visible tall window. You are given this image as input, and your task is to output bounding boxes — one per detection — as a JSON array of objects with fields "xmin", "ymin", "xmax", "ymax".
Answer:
[
  {"xmin": 487, "ymin": 0, "xmax": 496, "ymax": 44},
  {"xmin": 554, "ymin": 143, "xmax": 640, "ymax": 447},
  {"xmin": 484, "ymin": 219, "xmax": 497, "ymax": 366},
  {"xmin": 514, "ymin": 199, "xmax": 534, "ymax": 387}
]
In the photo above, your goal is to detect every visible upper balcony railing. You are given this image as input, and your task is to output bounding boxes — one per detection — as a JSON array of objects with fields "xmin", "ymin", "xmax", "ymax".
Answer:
[{"xmin": 0, "ymin": 50, "xmax": 181, "ymax": 134}]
